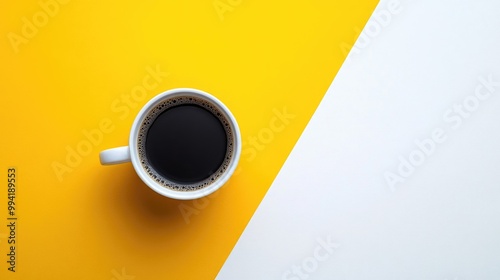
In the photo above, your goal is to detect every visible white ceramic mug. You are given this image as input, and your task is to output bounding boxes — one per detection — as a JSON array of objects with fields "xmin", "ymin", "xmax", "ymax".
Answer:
[{"xmin": 99, "ymin": 88, "xmax": 241, "ymax": 200}]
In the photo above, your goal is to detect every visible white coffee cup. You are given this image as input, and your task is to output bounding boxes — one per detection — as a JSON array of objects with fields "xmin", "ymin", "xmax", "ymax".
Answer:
[{"xmin": 99, "ymin": 88, "xmax": 241, "ymax": 200}]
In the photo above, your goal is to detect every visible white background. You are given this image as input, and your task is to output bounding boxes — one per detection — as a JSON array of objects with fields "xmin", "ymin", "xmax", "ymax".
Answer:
[{"xmin": 218, "ymin": 0, "xmax": 500, "ymax": 279}]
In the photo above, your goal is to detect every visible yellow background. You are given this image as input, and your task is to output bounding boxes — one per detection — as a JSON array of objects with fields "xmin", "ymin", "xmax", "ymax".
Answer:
[{"xmin": 0, "ymin": 0, "xmax": 377, "ymax": 279}]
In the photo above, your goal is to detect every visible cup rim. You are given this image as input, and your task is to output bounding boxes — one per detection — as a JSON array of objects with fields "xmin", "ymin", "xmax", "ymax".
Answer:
[{"xmin": 128, "ymin": 88, "xmax": 241, "ymax": 200}]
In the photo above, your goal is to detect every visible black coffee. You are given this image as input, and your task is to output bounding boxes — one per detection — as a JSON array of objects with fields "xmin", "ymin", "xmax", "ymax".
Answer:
[
  {"xmin": 137, "ymin": 96, "xmax": 234, "ymax": 191},
  {"xmin": 146, "ymin": 104, "xmax": 227, "ymax": 183}
]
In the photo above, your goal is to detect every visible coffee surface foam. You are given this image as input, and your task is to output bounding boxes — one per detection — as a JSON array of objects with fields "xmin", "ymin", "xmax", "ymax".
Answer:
[{"xmin": 137, "ymin": 96, "xmax": 234, "ymax": 191}]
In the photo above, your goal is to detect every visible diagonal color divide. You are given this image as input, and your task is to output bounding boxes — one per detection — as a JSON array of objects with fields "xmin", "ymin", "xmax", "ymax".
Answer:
[
  {"xmin": 217, "ymin": 0, "xmax": 500, "ymax": 279},
  {"xmin": 0, "ymin": 1, "xmax": 378, "ymax": 279}
]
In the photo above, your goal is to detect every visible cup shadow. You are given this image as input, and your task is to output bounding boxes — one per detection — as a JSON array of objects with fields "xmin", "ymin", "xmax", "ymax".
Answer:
[{"xmin": 92, "ymin": 164, "xmax": 191, "ymax": 244}]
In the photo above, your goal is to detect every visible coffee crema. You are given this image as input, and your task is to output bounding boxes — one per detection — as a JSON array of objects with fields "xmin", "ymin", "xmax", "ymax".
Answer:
[{"xmin": 137, "ymin": 96, "xmax": 234, "ymax": 191}]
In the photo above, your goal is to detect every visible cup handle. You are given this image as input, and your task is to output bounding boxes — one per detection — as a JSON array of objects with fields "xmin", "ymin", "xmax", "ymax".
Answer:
[{"xmin": 100, "ymin": 146, "xmax": 131, "ymax": 165}]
